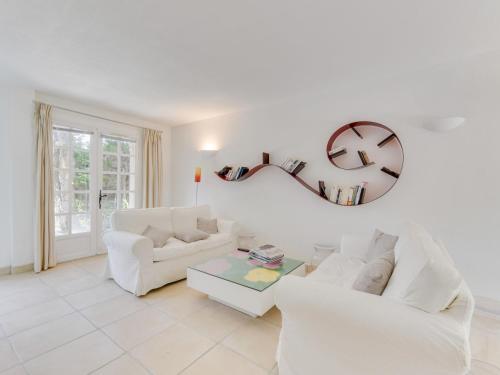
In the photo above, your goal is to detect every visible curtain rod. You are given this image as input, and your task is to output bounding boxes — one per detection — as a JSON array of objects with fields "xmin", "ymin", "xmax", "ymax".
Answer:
[{"xmin": 35, "ymin": 101, "xmax": 163, "ymax": 132}]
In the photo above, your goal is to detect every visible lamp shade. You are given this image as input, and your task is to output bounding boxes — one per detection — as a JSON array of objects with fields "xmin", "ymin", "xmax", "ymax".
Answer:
[{"xmin": 194, "ymin": 167, "xmax": 201, "ymax": 183}]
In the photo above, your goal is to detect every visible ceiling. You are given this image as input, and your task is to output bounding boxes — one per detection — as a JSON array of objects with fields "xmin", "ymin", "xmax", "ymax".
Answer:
[{"xmin": 1, "ymin": 0, "xmax": 500, "ymax": 126}]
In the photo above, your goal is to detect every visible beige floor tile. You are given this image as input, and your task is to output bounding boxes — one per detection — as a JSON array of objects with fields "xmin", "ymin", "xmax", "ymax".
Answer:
[
  {"xmin": 182, "ymin": 344, "xmax": 267, "ymax": 375},
  {"xmin": 0, "ymin": 365, "xmax": 27, "ymax": 375},
  {"xmin": 24, "ymin": 331, "xmax": 122, "ymax": 375},
  {"xmin": 0, "ymin": 340, "xmax": 20, "ymax": 372},
  {"xmin": 223, "ymin": 319, "xmax": 280, "ymax": 370},
  {"xmin": 130, "ymin": 323, "xmax": 214, "ymax": 375},
  {"xmin": 91, "ymin": 354, "xmax": 149, "ymax": 375},
  {"xmin": 140, "ymin": 279, "xmax": 190, "ymax": 305},
  {"xmin": 38, "ymin": 265, "xmax": 90, "ymax": 288},
  {"xmin": 81, "ymin": 294, "xmax": 148, "ymax": 327},
  {"xmin": 260, "ymin": 306, "xmax": 282, "ymax": 327},
  {"xmin": 102, "ymin": 308, "xmax": 174, "ymax": 350},
  {"xmin": 65, "ymin": 281, "xmax": 125, "ymax": 310},
  {"xmin": 70, "ymin": 255, "xmax": 107, "ymax": 276},
  {"xmin": 182, "ymin": 302, "xmax": 250, "ymax": 342},
  {"xmin": 0, "ymin": 284, "xmax": 58, "ymax": 316},
  {"xmin": 9, "ymin": 312, "xmax": 95, "ymax": 361},
  {"xmin": 55, "ymin": 274, "xmax": 105, "ymax": 296},
  {"xmin": 154, "ymin": 289, "xmax": 214, "ymax": 319},
  {"xmin": 0, "ymin": 298, "xmax": 74, "ymax": 336},
  {"xmin": 0, "ymin": 277, "xmax": 43, "ymax": 300}
]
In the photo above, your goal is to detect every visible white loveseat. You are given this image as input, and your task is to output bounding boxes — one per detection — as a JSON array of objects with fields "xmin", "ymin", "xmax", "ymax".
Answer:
[
  {"xmin": 276, "ymin": 232, "xmax": 475, "ymax": 375},
  {"xmin": 104, "ymin": 205, "xmax": 237, "ymax": 296}
]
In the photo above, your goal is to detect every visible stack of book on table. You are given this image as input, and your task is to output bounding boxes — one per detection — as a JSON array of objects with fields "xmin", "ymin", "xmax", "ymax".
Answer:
[{"xmin": 249, "ymin": 244, "xmax": 285, "ymax": 269}]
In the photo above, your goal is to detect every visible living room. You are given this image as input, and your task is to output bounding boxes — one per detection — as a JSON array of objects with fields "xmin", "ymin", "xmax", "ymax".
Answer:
[{"xmin": 1, "ymin": 1, "xmax": 499, "ymax": 374}]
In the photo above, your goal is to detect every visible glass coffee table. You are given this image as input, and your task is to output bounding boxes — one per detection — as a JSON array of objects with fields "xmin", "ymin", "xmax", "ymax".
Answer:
[{"xmin": 187, "ymin": 250, "xmax": 305, "ymax": 317}]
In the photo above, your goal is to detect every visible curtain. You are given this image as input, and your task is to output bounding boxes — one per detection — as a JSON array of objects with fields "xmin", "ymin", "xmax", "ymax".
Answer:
[
  {"xmin": 34, "ymin": 103, "xmax": 56, "ymax": 272},
  {"xmin": 142, "ymin": 128, "xmax": 163, "ymax": 208}
]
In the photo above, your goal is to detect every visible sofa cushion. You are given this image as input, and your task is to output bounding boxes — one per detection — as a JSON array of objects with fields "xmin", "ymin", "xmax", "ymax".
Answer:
[
  {"xmin": 142, "ymin": 225, "xmax": 171, "ymax": 248},
  {"xmin": 175, "ymin": 229, "xmax": 209, "ymax": 243},
  {"xmin": 112, "ymin": 207, "xmax": 172, "ymax": 234},
  {"xmin": 153, "ymin": 232, "xmax": 232, "ymax": 262},
  {"xmin": 352, "ymin": 249, "xmax": 395, "ymax": 295},
  {"xmin": 383, "ymin": 222, "xmax": 462, "ymax": 312},
  {"xmin": 365, "ymin": 229, "xmax": 398, "ymax": 262},
  {"xmin": 171, "ymin": 205, "xmax": 211, "ymax": 234},
  {"xmin": 308, "ymin": 253, "xmax": 365, "ymax": 288},
  {"xmin": 197, "ymin": 217, "xmax": 218, "ymax": 234}
]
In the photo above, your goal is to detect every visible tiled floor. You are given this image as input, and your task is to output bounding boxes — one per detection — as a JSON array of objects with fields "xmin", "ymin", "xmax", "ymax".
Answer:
[{"xmin": 0, "ymin": 255, "xmax": 498, "ymax": 375}]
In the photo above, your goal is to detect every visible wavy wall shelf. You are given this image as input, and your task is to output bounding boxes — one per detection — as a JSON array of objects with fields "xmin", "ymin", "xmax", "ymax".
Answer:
[{"xmin": 214, "ymin": 121, "xmax": 404, "ymax": 206}]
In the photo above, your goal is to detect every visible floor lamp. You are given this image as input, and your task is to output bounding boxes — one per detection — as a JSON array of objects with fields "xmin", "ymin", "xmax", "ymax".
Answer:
[{"xmin": 194, "ymin": 167, "xmax": 201, "ymax": 206}]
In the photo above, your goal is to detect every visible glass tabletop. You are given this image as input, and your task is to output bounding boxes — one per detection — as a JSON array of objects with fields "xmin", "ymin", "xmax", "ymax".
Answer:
[{"xmin": 189, "ymin": 250, "xmax": 304, "ymax": 292}]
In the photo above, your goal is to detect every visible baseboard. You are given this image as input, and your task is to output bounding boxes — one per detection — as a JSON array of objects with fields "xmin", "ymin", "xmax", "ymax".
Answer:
[
  {"xmin": 0, "ymin": 266, "xmax": 11, "ymax": 276},
  {"xmin": 11, "ymin": 263, "xmax": 34, "ymax": 274}
]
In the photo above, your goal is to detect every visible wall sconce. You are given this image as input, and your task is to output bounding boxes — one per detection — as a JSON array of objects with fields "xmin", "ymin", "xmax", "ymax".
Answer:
[
  {"xmin": 199, "ymin": 143, "xmax": 219, "ymax": 158},
  {"xmin": 423, "ymin": 117, "xmax": 466, "ymax": 132}
]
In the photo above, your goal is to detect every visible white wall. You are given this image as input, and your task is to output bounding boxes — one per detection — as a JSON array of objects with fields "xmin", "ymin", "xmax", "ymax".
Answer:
[
  {"xmin": 171, "ymin": 55, "xmax": 500, "ymax": 300},
  {"xmin": 0, "ymin": 89, "xmax": 171, "ymax": 271}
]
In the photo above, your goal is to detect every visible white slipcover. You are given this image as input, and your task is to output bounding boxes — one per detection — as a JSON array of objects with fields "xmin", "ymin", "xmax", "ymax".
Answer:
[
  {"xmin": 275, "ymin": 233, "xmax": 474, "ymax": 375},
  {"xmin": 104, "ymin": 205, "xmax": 237, "ymax": 296}
]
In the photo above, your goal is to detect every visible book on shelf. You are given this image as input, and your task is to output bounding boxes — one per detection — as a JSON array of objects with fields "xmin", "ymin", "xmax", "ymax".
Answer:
[
  {"xmin": 357, "ymin": 150, "xmax": 370, "ymax": 165},
  {"xmin": 377, "ymin": 133, "xmax": 396, "ymax": 148},
  {"xmin": 328, "ymin": 146, "xmax": 347, "ymax": 158},
  {"xmin": 281, "ymin": 158, "xmax": 307, "ymax": 174},
  {"xmin": 326, "ymin": 182, "xmax": 367, "ymax": 205},
  {"xmin": 318, "ymin": 180, "xmax": 327, "ymax": 198},
  {"xmin": 381, "ymin": 167, "xmax": 400, "ymax": 179},
  {"xmin": 328, "ymin": 185, "xmax": 342, "ymax": 204},
  {"xmin": 291, "ymin": 161, "xmax": 306, "ymax": 175},
  {"xmin": 217, "ymin": 166, "xmax": 232, "ymax": 178}
]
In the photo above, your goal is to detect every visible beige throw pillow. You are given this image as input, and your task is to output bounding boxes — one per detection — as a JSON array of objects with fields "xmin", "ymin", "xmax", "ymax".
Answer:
[
  {"xmin": 197, "ymin": 217, "xmax": 218, "ymax": 234},
  {"xmin": 175, "ymin": 229, "xmax": 209, "ymax": 243},
  {"xmin": 366, "ymin": 229, "xmax": 398, "ymax": 261},
  {"xmin": 142, "ymin": 225, "xmax": 171, "ymax": 248},
  {"xmin": 352, "ymin": 250, "xmax": 395, "ymax": 295}
]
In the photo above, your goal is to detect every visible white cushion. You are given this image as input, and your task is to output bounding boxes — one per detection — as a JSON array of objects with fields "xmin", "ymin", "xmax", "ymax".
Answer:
[
  {"xmin": 171, "ymin": 205, "xmax": 211, "ymax": 234},
  {"xmin": 308, "ymin": 253, "xmax": 366, "ymax": 288},
  {"xmin": 383, "ymin": 222, "xmax": 463, "ymax": 313},
  {"xmin": 153, "ymin": 232, "xmax": 231, "ymax": 262},
  {"xmin": 112, "ymin": 207, "xmax": 172, "ymax": 234}
]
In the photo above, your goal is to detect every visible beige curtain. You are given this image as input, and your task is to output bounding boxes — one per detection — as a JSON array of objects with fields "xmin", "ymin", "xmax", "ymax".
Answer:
[
  {"xmin": 34, "ymin": 103, "xmax": 56, "ymax": 272},
  {"xmin": 142, "ymin": 129, "xmax": 163, "ymax": 208}
]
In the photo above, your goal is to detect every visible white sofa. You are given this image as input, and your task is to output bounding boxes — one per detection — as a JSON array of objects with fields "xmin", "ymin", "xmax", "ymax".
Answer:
[
  {"xmin": 104, "ymin": 205, "xmax": 237, "ymax": 296},
  {"xmin": 276, "ymin": 233, "xmax": 475, "ymax": 375}
]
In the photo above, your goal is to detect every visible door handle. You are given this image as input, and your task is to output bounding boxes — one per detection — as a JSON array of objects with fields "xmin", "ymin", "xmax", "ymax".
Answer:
[{"xmin": 98, "ymin": 190, "xmax": 108, "ymax": 210}]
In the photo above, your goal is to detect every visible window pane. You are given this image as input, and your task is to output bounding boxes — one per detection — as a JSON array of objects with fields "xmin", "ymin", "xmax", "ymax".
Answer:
[
  {"xmin": 55, "ymin": 215, "xmax": 69, "ymax": 236},
  {"xmin": 53, "ymin": 131, "xmax": 69, "ymax": 147},
  {"xmin": 103, "ymin": 155, "xmax": 117, "ymax": 172},
  {"xmin": 73, "ymin": 149, "xmax": 90, "ymax": 170},
  {"xmin": 71, "ymin": 214, "xmax": 90, "ymax": 234},
  {"xmin": 101, "ymin": 193, "xmax": 117, "ymax": 210},
  {"xmin": 72, "ymin": 192, "xmax": 89, "ymax": 213},
  {"xmin": 120, "ymin": 156, "xmax": 130, "ymax": 173},
  {"xmin": 55, "ymin": 191, "xmax": 70, "ymax": 214},
  {"xmin": 102, "ymin": 138, "xmax": 117, "ymax": 153},
  {"xmin": 120, "ymin": 174, "xmax": 135, "ymax": 191},
  {"xmin": 120, "ymin": 141, "xmax": 132, "ymax": 155},
  {"xmin": 73, "ymin": 172, "xmax": 90, "ymax": 191},
  {"xmin": 101, "ymin": 210, "xmax": 113, "ymax": 232},
  {"xmin": 54, "ymin": 147, "xmax": 70, "ymax": 169},
  {"xmin": 72, "ymin": 133, "xmax": 90, "ymax": 151},
  {"xmin": 102, "ymin": 174, "xmax": 117, "ymax": 190},
  {"xmin": 54, "ymin": 169, "xmax": 70, "ymax": 191},
  {"xmin": 120, "ymin": 192, "xmax": 135, "ymax": 209}
]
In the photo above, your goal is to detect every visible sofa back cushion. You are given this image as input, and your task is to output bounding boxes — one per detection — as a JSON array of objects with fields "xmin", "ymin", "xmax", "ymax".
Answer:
[
  {"xmin": 111, "ymin": 207, "xmax": 173, "ymax": 234},
  {"xmin": 383, "ymin": 222, "xmax": 463, "ymax": 313},
  {"xmin": 171, "ymin": 205, "xmax": 211, "ymax": 234}
]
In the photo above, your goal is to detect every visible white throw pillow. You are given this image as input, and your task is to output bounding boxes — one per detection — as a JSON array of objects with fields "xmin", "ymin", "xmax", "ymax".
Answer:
[
  {"xmin": 383, "ymin": 222, "xmax": 463, "ymax": 313},
  {"xmin": 365, "ymin": 229, "xmax": 398, "ymax": 262},
  {"xmin": 142, "ymin": 225, "xmax": 171, "ymax": 248}
]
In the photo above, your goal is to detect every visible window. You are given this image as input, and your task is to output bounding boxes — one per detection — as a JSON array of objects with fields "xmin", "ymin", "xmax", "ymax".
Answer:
[
  {"xmin": 53, "ymin": 128, "xmax": 92, "ymax": 236},
  {"xmin": 100, "ymin": 136, "xmax": 136, "ymax": 231}
]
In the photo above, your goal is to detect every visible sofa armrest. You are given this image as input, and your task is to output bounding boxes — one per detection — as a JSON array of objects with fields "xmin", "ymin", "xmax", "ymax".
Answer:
[
  {"xmin": 275, "ymin": 275, "xmax": 469, "ymax": 375},
  {"xmin": 217, "ymin": 219, "xmax": 239, "ymax": 236},
  {"xmin": 103, "ymin": 230, "xmax": 154, "ymax": 264},
  {"xmin": 340, "ymin": 234, "xmax": 371, "ymax": 260}
]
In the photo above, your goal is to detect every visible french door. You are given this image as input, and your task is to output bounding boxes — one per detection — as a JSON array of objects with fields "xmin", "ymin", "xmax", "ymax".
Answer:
[{"xmin": 53, "ymin": 127, "xmax": 139, "ymax": 261}]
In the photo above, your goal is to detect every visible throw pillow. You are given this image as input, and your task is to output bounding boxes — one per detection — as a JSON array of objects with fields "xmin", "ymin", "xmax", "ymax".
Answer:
[
  {"xmin": 365, "ymin": 229, "xmax": 398, "ymax": 262},
  {"xmin": 142, "ymin": 225, "xmax": 171, "ymax": 248},
  {"xmin": 175, "ymin": 229, "xmax": 209, "ymax": 243},
  {"xmin": 352, "ymin": 250, "xmax": 395, "ymax": 295},
  {"xmin": 197, "ymin": 217, "xmax": 218, "ymax": 234}
]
